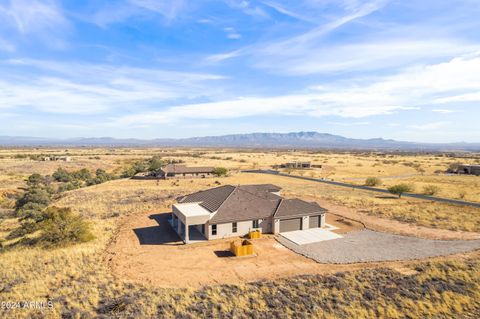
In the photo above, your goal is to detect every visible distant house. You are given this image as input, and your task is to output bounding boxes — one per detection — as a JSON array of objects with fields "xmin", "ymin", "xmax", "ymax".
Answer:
[
  {"xmin": 41, "ymin": 156, "xmax": 72, "ymax": 162},
  {"xmin": 273, "ymin": 161, "xmax": 317, "ymax": 169},
  {"xmin": 454, "ymin": 164, "xmax": 480, "ymax": 176},
  {"xmin": 171, "ymin": 184, "xmax": 327, "ymax": 243},
  {"xmin": 156, "ymin": 164, "xmax": 215, "ymax": 179}
]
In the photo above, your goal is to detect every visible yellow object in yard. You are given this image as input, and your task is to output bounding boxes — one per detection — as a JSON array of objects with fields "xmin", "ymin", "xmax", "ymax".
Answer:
[
  {"xmin": 230, "ymin": 240, "xmax": 254, "ymax": 257},
  {"xmin": 248, "ymin": 230, "xmax": 262, "ymax": 239}
]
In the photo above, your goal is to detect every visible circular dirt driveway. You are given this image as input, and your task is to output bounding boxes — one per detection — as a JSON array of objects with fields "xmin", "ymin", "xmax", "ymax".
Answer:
[{"xmin": 278, "ymin": 229, "xmax": 480, "ymax": 263}]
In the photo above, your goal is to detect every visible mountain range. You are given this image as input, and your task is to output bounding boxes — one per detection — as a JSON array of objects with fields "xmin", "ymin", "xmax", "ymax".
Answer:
[{"xmin": 0, "ymin": 132, "xmax": 479, "ymax": 151}]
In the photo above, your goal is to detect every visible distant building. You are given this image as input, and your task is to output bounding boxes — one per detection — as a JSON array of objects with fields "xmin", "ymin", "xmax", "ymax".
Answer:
[
  {"xmin": 156, "ymin": 164, "xmax": 215, "ymax": 179},
  {"xmin": 42, "ymin": 156, "xmax": 72, "ymax": 162},
  {"xmin": 273, "ymin": 161, "xmax": 314, "ymax": 169},
  {"xmin": 454, "ymin": 164, "xmax": 480, "ymax": 176}
]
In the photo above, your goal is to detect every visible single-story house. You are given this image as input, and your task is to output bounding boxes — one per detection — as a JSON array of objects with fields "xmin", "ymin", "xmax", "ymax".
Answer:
[
  {"xmin": 170, "ymin": 184, "xmax": 327, "ymax": 243},
  {"xmin": 156, "ymin": 164, "xmax": 215, "ymax": 179},
  {"xmin": 454, "ymin": 164, "xmax": 480, "ymax": 176},
  {"xmin": 273, "ymin": 161, "xmax": 313, "ymax": 169}
]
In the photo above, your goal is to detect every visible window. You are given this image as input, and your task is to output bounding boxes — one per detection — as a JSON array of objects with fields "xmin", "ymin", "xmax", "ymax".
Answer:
[
  {"xmin": 232, "ymin": 222, "xmax": 237, "ymax": 233},
  {"xmin": 212, "ymin": 224, "xmax": 217, "ymax": 236},
  {"xmin": 252, "ymin": 219, "xmax": 259, "ymax": 229}
]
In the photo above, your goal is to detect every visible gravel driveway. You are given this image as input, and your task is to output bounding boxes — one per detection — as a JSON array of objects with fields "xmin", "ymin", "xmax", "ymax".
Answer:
[{"xmin": 278, "ymin": 229, "xmax": 480, "ymax": 263}]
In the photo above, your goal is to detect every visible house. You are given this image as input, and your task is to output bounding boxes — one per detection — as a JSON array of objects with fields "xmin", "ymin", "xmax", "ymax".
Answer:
[
  {"xmin": 156, "ymin": 164, "xmax": 215, "ymax": 179},
  {"xmin": 454, "ymin": 164, "xmax": 480, "ymax": 176},
  {"xmin": 274, "ymin": 161, "xmax": 312, "ymax": 169},
  {"xmin": 41, "ymin": 156, "xmax": 72, "ymax": 162},
  {"xmin": 170, "ymin": 184, "xmax": 327, "ymax": 243}
]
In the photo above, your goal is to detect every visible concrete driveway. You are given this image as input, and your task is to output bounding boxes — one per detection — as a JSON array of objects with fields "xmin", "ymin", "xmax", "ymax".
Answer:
[
  {"xmin": 280, "ymin": 226, "xmax": 343, "ymax": 245},
  {"xmin": 278, "ymin": 229, "xmax": 480, "ymax": 263}
]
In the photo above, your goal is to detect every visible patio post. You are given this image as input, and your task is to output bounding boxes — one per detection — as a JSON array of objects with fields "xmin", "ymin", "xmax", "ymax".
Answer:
[{"xmin": 185, "ymin": 221, "xmax": 189, "ymax": 244}]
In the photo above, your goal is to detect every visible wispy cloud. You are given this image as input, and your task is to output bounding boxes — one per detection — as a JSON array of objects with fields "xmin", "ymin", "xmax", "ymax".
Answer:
[
  {"xmin": 0, "ymin": 59, "xmax": 226, "ymax": 114},
  {"xmin": 225, "ymin": 0, "xmax": 269, "ymax": 19},
  {"xmin": 224, "ymin": 27, "xmax": 242, "ymax": 39},
  {"xmin": 0, "ymin": 0, "xmax": 69, "ymax": 47},
  {"xmin": 432, "ymin": 109, "xmax": 458, "ymax": 114},
  {"xmin": 207, "ymin": 0, "xmax": 387, "ymax": 65},
  {"xmin": 127, "ymin": 0, "xmax": 186, "ymax": 21},
  {"xmin": 113, "ymin": 53, "xmax": 480, "ymax": 126},
  {"xmin": 261, "ymin": 1, "xmax": 316, "ymax": 23}
]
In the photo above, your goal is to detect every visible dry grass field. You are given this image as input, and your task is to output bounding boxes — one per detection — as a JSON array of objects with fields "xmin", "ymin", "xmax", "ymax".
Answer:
[{"xmin": 1, "ymin": 147, "xmax": 480, "ymax": 318}]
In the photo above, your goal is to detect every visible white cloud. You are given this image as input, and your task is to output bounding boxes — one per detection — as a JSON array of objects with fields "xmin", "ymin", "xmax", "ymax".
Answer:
[
  {"xmin": 432, "ymin": 109, "xmax": 458, "ymax": 114},
  {"xmin": 224, "ymin": 27, "xmax": 242, "ymax": 39},
  {"xmin": 113, "ymin": 53, "xmax": 480, "ymax": 126},
  {"xmin": 0, "ymin": 59, "xmax": 226, "ymax": 114}
]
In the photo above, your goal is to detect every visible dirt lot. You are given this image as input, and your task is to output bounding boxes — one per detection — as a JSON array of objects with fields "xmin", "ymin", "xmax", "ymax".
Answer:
[{"xmin": 106, "ymin": 209, "xmax": 368, "ymax": 288}]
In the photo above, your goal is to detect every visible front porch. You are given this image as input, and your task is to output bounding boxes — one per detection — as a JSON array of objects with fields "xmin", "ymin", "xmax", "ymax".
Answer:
[{"xmin": 171, "ymin": 202, "xmax": 211, "ymax": 244}]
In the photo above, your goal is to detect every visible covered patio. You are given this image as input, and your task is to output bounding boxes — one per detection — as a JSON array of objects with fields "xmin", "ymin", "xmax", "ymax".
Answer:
[{"xmin": 170, "ymin": 202, "xmax": 210, "ymax": 244}]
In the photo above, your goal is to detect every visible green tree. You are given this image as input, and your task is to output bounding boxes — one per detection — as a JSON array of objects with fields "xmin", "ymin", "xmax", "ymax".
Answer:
[
  {"xmin": 365, "ymin": 177, "xmax": 381, "ymax": 186},
  {"xmin": 387, "ymin": 184, "xmax": 413, "ymax": 198},
  {"xmin": 213, "ymin": 167, "xmax": 228, "ymax": 176},
  {"xmin": 148, "ymin": 156, "xmax": 164, "ymax": 171},
  {"xmin": 39, "ymin": 207, "xmax": 94, "ymax": 247}
]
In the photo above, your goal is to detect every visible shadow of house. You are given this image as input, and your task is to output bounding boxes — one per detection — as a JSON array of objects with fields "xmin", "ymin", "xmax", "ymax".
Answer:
[{"xmin": 132, "ymin": 212, "xmax": 182, "ymax": 245}]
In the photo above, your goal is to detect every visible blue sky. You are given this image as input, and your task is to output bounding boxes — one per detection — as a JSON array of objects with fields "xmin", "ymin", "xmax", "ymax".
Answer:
[{"xmin": 0, "ymin": 0, "xmax": 479, "ymax": 142}]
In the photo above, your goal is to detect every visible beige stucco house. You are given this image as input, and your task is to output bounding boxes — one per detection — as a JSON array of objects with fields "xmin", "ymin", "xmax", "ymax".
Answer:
[
  {"xmin": 170, "ymin": 184, "xmax": 326, "ymax": 243},
  {"xmin": 156, "ymin": 164, "xmax": 215, "ymax": 179}
]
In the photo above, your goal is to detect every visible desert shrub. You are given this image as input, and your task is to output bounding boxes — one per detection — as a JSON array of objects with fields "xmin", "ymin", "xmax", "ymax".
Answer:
[
  {"xmin": 38, "ymin": 207, "xmax": 94, "ymax": 247},
  {"xmin": 72, "ymin": 168, "xmax": 92, "ymax": 181},
  {"xmin": 423, "ymin": 185, "xmax": 440, "ymax": 196},
  {"xmin": 365, "ymin": 177, "xmax": 382, "ymax": 186},
  {"xmin": 52, "ymin": 168, "xmax": 72, "ymax": 182},
  {"xmin": 15, "ymin": 187, "xmax": 51, "ymax": 211},
  {"xmin": 447, "ymin": 162, "xmax": 462, "ymax": 173},
  {"xmin": 213, "ymin": 167, "xmax": 228, "ymax": 177},
  {"xmin": 388, "ymin": 184, "xmax": 413, "ymax": 198}
]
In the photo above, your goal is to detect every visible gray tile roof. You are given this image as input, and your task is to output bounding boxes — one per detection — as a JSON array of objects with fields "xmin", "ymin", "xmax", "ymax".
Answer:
[
  {"xmin": 177, "ymin": 185, "xmax": 235, "ymax": 212},
  {"xmin": 274, "ymin": 199, "xmax": 326, "ymax": 218},
  {"xmin": 210, "ymin": 187, "xmax": 281, "ymax": 223},
  {"xmin": 176, "ymin": 184, "xmax": 326, "ymax": 224}
]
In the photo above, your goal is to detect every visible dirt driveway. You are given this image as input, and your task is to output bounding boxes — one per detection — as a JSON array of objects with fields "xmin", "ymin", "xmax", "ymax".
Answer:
[{"xmin": 106, "ymin": 210, "xmax": 370, "ymax": 288}]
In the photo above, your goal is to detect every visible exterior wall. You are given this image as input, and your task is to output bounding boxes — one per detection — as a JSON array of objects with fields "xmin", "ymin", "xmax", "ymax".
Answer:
[
  {"xmin": 207, "ymin": 218, "xmax": 271, "ymax": 240},
  {"xmin": 273, "ymin": 212, "xmax": 327, "ymax": 234},
  {"xmin": 165, "ymin": 172, "xmax": 214, "ymax": 179},
  {"xmin": 456, "ymin": 165, "xmax": 480, "ymax": 176}
]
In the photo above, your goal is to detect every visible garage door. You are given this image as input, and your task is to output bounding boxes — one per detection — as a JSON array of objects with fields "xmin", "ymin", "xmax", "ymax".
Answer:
[
  {"xmin": 280, "ymin": 218, "xmax": 302, "ymax": 232},
  {"xmin": 309, "ymin": 215, "xmax": 321, "ymax": 228}
]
